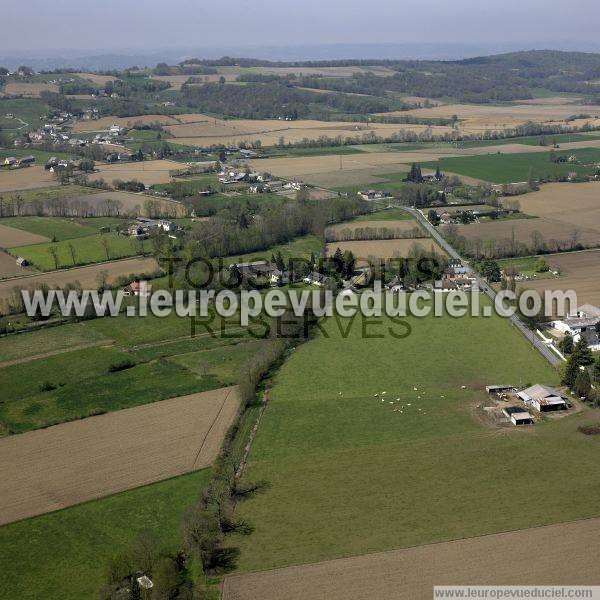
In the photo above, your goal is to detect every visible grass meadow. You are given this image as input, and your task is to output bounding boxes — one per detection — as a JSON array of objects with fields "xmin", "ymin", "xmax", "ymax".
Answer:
[
  {"xmin": 0, "ymin": 469, "xmax": 211, "ymax": 600},
  {"xmin": 9, "ymin": 233, "xmax": 147, "ymax": 270},
  {"xmin": 231, "ymin": 302, "xmax": 600, "ymax": 572},
  {"xmin": 1, "ymin": 216, "xmax": 127, "ymax": 241},
  {"xmin": 422, "ymin": 147, "xmax": 600, "ymax": 183}
]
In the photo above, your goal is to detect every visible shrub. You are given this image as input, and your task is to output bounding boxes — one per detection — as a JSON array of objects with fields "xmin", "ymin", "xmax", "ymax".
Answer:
[{"xmin": 108, "ymin": 359, "xmax": 136, "ymax": 373}]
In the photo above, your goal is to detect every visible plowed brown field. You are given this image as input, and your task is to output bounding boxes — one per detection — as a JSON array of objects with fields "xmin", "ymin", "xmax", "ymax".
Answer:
[
  {"xmin": 0, "ymin": 386, "xmax": 240, "ymax": 524},
  {"xmin": 223, "ymin": 517, "xmax": 600, "ymax": 600}
]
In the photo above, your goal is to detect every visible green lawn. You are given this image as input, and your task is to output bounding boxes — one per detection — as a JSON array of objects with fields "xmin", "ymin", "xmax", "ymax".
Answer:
[
  {"xmin": 9, "ymin": 233, "xmax": 147, "ymax": 270},
  {"xmin": 1, "ymin": 216, "xmax": 127, "ymax": 241},
  {"xmin": 497, "ymin": 255, "xmax": 563, "ymax": 280},
  {"xmin": 231, "ymin": 302, "xmax": 600, "ymax": 572},
  {"xmin": 0, "ymin": 469, "xmax": 211, "ymax": 600},
  {"xmin": 422, "ymin": 147, "xmax": 600, "ymax": 184},
  {"xmin": 0, "ymin": 322, "xmax": 108, "ymax": 363}
]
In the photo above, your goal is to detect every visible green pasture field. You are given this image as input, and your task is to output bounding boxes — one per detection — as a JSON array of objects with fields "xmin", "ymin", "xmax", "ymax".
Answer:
[
  {"xmin": 9, "ymin": 233, "xmax": 147, "ymax": 270},
  {"xmin": 1, "ymin": 216, "xmax": 127, "ymax": 241},
  {"xmin": 262, "ymin": 145, "xmax": 367, "ymax": 158},
  {"xmin": 456, "ymin": 131, "xmax": 600, "ymax": 149},
  {"xmin": 422, "ymin": 147, "xmax": 600, "ymax": 184},
  {"xmin": 0, "ymin": 306, "xmax": 262, "ymax": 434},
  {"xmin": 232, "ymin": 302, "xmax": 600, "ymax": 572},
  {"xmin": 168, "ymin": 339, "xmax": 274, "ymax": 385},
  {"xmin": 0, "ymin": 322, "xmax": 108, "ymax": 363},
  {"xmin": 0, "ymin": 345, "xmax": 207, "ymax": 433},
  {"xmin": 224, "ymin": 234, "xmax": 322, "ymax": 265},
  {"xmin": 352, "ymin": 208, "xmax": 413, "ymax": 222},
  {"xmin": 0, "ymin": 98, "xmax": 49, "ymax": 131},
  {"xmin": 0, "ymin": 184, "xmax": 100, "ymax": 203},
  {"xmin": 0, "ymin": 469, "xmax": 211, "ymax": 600}
]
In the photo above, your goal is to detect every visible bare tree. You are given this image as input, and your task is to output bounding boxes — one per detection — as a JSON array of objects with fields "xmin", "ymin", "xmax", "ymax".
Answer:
[
  {"xmin": 100, "ymin": 236, "xmax": 110, "ymax": 260},
  {"xmin": 68, "ymin": 243, "xmax": 77, "ymax": 265},
  {"xmin": 48, "ymin": 246, "xmax": 59, "ymax": 270}
]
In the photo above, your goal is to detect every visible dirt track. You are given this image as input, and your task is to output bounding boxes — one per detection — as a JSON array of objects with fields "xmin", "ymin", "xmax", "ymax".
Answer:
[
  {"xmin": 0, "ymin": 386, "xmax": 240, "ymax": 525},
  {"xmin": 223, "ymin": 517, "xmax": 600, "ymax": 600}
]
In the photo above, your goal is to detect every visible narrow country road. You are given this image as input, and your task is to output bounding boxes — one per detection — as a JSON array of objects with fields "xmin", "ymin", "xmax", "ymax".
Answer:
[{"xmin": 396, "ymin": 205, "xmax": 562, "ymax": 367}]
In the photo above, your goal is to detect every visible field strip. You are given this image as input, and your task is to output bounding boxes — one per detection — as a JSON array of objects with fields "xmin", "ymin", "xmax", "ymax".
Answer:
[
  {"xmin": 0, "ymin": 340, "xmax": 114, "ymax": 369},
  {"xmin": 223, "ymin": 517, "xmax": 600, "ymax": 600},
  {"xmin": 0, "ymin": 386, "xmax": 240, "ymax": 525},
  {"xmin": 191, "ymin": 387, "xmax": 237, "ymax": 469},
  {"xmin": 0, "ymin": 257, "xmax": 158, "ymax": 308}
]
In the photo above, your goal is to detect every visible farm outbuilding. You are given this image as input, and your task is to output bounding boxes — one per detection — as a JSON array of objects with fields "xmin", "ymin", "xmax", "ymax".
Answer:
[
  {"xmin": 503, "ymin": 406, "xmax": 534, "ymax": 426},
  {"xmin": 517, "ymin": 384, "xmax": 568, "ymax": 412},
  {"xmin": 485, "ymin": 385, "xmax": 515, "ymax": 394},
  {"xmin": 16, "ymin": 257, "xmax": 29, "ymax": 267}
]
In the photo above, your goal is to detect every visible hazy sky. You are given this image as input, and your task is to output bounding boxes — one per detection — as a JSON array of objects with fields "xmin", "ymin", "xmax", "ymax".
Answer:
[{"xmin": 2, "ymin": 0, "xmax": 599, "ymax": 53}]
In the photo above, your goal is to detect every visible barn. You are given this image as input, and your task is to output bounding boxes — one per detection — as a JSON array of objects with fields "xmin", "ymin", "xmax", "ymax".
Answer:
[
  {"xmin": 517, "ymin": 384, "xmax": 568, "ymax": 412},
  {"xmin": 503, "ymin": 406, "xmax": 534, "ymax": 426}
]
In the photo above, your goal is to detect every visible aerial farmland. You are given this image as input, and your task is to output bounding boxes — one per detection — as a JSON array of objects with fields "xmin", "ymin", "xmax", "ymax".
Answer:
[{"xmin": 1, "ymin": 13, "xmax": 600, "ymax": 600}]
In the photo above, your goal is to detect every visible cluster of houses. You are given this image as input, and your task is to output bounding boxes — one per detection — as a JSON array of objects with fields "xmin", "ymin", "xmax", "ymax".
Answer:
[
  {"xmin": 2, "ymin": 155, "xmax": 35, "ymax": 168},
  {"xmin": 358, "ymin": 190, "xmax": 392, "ymax": 201},
  {"xmin": 552, "ymin": 304, "xmax": 600, "ymax": 352},
  {"xmin": 218, "ymin": 169, "xmax": 263, "ymax": 185},
  {"xmin": 125, "ymin": 217, "xmax": 179, "ymax": 239},
  {"xmin": 227, "ymin": 261, "xmax": 338, "ymax": 288},
  {"xmin": 45, "ymin": 157, "xmax": 74, "ymax": 172},
  {"xmin": 430, "ymin": 206, "xmax": 516, "ymax": 226},
  {"xmin": 486, "ymin": 383, "xmax": 569, "ymax": 425},
  {"xmin": 217, "ymin": 168, "xmax": 304, "ymax": 194},
  {"xmin": 433, "ymin": 260, "xmax": 477, "ymax": 292}
]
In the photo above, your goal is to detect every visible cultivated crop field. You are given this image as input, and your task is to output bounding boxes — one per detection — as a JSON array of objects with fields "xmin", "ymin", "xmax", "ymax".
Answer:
[
  {"xmin": 67, "ymin": 190, "xmax": 186, "ymax": 216},
  {"xmin": 166, "ymin": 116, "xmax": 459, "ymax": 148},
  {"xmin": 325, "ymin": 238, "xmax": 441, "ymax": 262},
  {"xmin": 397, "ymin": 101, "xmax": 600, "ymax": 132},
  {"xmin": 72, "ymin": 114, "xmax": 181, "ymax": 132},
  {"xmin": 0, "ymin": 222, "xmax": 49, "ymax": 247},
  {"xmin": 0, "ymin": 250, "xmax": 32, "ymax": 278},
  {"xmin": 453, "ymin": 182, "xmax": 600, "ymax": 252},
  {"xmin": 0, "ymin": 166, "xmax": 58, "ymax": 192},
  {"xmin": 514, "ymin": 181, "xmax": 600, "ymax": 224},
  {"xmin": 510, "ymin": 249, "xmax": 600, "ymax": 306},
  {"xmin": 87, "ymin": 159, "xmax": 184, "ymax": 187},
  {"xmin": 0, "ymin": 386, "xmax": 239, "ymax": 524},
  {"xmin": 2, "ymin": 81, "xmax": 59, "ymax": 97},
  {"xmin": 73, "ymin": 72, "xmax": 117, "ymax": 85},
  {"xmin": 231, "ymin": 306, "xmax": 600, "ymax": 574},
  {"xmin": 326, "ymin": 219, "xmax": 423, "ymax": 236},
  {"xmin": 224, "ymin": 518, "xmax": 600, "ymax": 600},
  {"xmin": 453, "ymin": 218, "xmax": 600, "ymax": 252}
]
